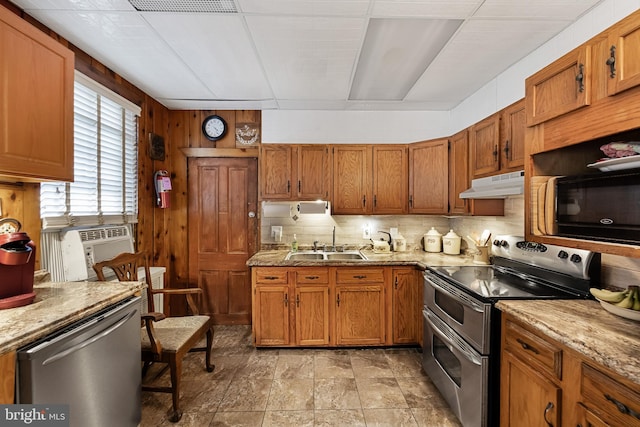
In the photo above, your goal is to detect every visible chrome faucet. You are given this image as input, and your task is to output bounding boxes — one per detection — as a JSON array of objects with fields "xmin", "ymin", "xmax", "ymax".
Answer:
[
  {"xmin": 313, "ymin": 240, "xmax": 319, "ymax": 252},
  {"xmin": 331, "ymin": 226, "xmax": 336, "ymax": 252}
]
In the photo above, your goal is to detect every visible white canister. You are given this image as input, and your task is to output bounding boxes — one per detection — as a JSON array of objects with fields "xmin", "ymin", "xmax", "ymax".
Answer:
[
  {"xmin": 442, "ymin": 230, "xmax": 461, "ymax": 255},
  {"xmin": 424, "ymin": 227, "xmax": 442, "ymax": 253},
  {"xmin": 393, "ymin": 235, "xmax": 407, "ymax": 252}
]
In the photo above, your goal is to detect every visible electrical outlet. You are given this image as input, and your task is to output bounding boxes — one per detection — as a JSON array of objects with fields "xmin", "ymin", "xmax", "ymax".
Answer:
[{"xmin": 362, "ymin": 224, "xmax": 371, "ymax": 239}]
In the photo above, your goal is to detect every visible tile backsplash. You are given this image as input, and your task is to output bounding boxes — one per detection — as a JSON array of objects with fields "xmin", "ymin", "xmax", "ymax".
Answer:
[{"xmin": 259, "ymin": 195, "xmax": 640, "ymax": 289}]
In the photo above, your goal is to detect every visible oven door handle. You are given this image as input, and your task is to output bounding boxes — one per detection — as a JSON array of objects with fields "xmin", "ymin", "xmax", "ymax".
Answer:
[
  {"xmin": 426, "ymin": 276, "xmax": 486, "ymax": 313},
  {"xmin": 424, "ymin": 310, "xmax": 483, "ymax": 366}
]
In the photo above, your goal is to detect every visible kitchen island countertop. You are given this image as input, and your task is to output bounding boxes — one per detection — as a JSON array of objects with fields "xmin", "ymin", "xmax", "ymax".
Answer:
[
  {"xmin": 497, "ymin": 299, "xmax": 640, "ymax": 385},
  {"xmin": 0, "ymin": 280, "xmax": 144, "ymax": 355}
]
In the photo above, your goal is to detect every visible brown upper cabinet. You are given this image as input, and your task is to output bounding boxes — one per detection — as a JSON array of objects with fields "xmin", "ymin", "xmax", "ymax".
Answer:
[
  {"xmin": 470, "ymin": 99, "xmax": 525, "ymax": 179},
  {"xmin": 332, "ymin": 145, "xmax": 407, "ymax": 215},
  {"xmin": 606, "ymin": 15, "xmax": 640, "ymax": 96},
  {"xmin": 526, "ymin": 46, "xmax": 591, "ymax": 126},
  {"xmin": 408, "ymin": 139, "xmax": 448, "ymax": 214},
  {"xmin": 448, "ymin": 130, "xmax": 469, "ymax": 215},
  {"xmin": 0, "ymin": 6, "xmax": 74, "ymax": 182},
  {"xmin": 259, "ymin": 144, "xmax": 330, "ymax": 200}
]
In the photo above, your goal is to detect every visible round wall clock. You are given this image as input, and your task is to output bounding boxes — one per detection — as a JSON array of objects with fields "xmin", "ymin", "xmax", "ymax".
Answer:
[{"xmin": 202, "ymin": 115, "xmax": 227, "ymax": 141}]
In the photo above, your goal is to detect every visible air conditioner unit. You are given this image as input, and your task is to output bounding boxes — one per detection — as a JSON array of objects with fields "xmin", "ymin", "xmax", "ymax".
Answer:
[{"xmin": 60, "ymin": 226, "xmax": 166, "ymax": 313}]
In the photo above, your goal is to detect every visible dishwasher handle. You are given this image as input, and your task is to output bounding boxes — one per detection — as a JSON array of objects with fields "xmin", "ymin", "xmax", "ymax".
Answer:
[{"xmin": 43, "ymin": 309, "xmax": 137, "ymax": 366}]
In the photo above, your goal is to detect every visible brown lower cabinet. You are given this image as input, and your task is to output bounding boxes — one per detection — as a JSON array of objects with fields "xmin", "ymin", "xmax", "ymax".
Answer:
[
  {"xmin": 252, "ymin": 266, "xmax": 420, "ymax": 347},
  {"xmin": 501, "ymin": 314, "xmax": 640, "ymax": 427}
]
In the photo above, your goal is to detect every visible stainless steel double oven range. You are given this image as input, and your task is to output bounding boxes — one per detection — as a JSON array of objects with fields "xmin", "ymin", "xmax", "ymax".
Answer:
[{"xmin": 422, "ymin": 235, "xmax": 600, "ymax": 427}]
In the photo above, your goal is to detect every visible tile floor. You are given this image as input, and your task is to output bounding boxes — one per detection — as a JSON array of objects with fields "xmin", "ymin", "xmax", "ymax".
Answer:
[{"xmin": 140, "ymin": 325, "xmax": 463, "ymax": 427}]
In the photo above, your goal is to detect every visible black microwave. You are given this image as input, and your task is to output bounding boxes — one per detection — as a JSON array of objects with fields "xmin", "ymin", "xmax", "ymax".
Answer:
[{"xmin": 555, "ymin": 169, "xmax": 640, "ymax": 245}]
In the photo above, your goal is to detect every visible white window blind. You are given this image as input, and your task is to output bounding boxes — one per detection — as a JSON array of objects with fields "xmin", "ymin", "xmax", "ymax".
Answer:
[{"xmin": 41, "ymin": 73, "xmax": 140, "ymax": 229}]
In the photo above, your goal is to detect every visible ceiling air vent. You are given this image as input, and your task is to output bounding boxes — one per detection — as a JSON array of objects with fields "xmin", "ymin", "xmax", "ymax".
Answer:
[{"xmin": 128, "ymin": 0, "xmax": 237, "ymax": 13}]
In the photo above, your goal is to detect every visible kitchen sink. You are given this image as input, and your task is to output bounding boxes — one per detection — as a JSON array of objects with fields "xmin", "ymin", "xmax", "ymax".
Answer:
[
  {"xmin": 325, "ymin": 252, "xmax": 367, "ymax": 260},
  {"xmin": 284, "ymin": 251, "xmax": 367, "ymax": 261}
]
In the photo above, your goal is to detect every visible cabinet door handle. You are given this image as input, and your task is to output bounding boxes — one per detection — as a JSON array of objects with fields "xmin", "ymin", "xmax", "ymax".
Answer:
[
  {"xmin": 296, "ymin": 294, "xmax": 300, "ymax": 307},
  {"xmin": 284, "ymin": 294, "xmax": 288, "ymax": 306},
  {"xmin": 493, "ymin": 145, "xmax": 498, "ymax": 162},
  {"xmin": 298, "ymin": 180, "xmax": 301, "ymax": 192},
  {"xmin": 576, "ymin": 63, "xmax": 585, "ymax": 93},
  {"xmin": 516, "ymin": 338, "xmax": 540, "ymax": 354},
  {"xmin": 606, "ymin": 45, "xmax": 616, "ymax": 78},
  {"xmin": 544, "ymin": 402, "xmax": 554, "ymax": 427},
  {"xmin": 304, "ymin": 275, "xmax": 319, "ymax": 280},
  {"xmin": 362, "ymin": 195, "xmax": 366, "ymax": 207},
  {"xmin": 336, "ymin": 294, "xmax": 340, "ymax": 306},
  {"xmin": 373, "ymin": 195, "xmax": 377, "ymax": 207},
  {"xmin": 409, "ymin": 195, "xmax": 413, "ymax": 208},
  {"xmin": 264, "ymin": 276, "xmax": 280, "ymax": 280},
  {"xmin": 503, "ymin": 140, "xmax": 510, "ymax": 160},
  {"xmin": 287, "ymin": 180, "xmax": 291, "ymax": 192},
  {"xmin": 353, "ymin": 275, "xmax": 367, "ymax": 279},
  {"xmin": 605, "ymin": 394, "xmax": 640, "ymax": 420},
  {"xmin": 394, "ymin": 277, "xmax": 398, "ymax": 289}
]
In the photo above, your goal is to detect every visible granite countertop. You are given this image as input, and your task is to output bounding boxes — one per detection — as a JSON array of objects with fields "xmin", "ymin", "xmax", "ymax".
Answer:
[
  {"xmin": 0, "ymin": 280, "xmax": 144, "ymax": 355},
  {"xmin": 497, "ymin": 300, "xmax": 640, "ymax": 385},
  {"xmin": 247, "ymin": 248, "xmax": 476, "ymax": 268}
]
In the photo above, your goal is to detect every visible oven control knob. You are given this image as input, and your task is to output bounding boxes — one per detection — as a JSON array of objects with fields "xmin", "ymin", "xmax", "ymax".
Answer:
[
  {"xmin": 558, "ymin": 250, "xmax": 569, "ymax": 259},
  {"xmin": 570, "ymin": 254, "xmax": 582, "ymax": 263}
]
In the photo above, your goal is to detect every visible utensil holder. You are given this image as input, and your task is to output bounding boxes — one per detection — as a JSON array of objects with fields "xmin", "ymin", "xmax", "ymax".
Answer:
[{"xmin": 473, "ymin": 246, "xmax": 490, "ymax": 264}]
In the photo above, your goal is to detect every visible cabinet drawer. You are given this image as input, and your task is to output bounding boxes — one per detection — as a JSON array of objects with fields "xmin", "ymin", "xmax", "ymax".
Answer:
[
  {"xmin": 504, "ymin": 319, "xmax": 562, "ymax": 379},
  {"xmin": 336, "ymin": 268, "xmax": 385, "ymax": 284},
  {"xmin": 254, "ymin": 269, "xmax": 288, "ymax": 284},
  {"xmin": 581, "ymin": 363, "xmax": 640, "ymax": 427},
  {"xmin": 295, "ymin": 269, "xmax": 329, "ymax": 285}
]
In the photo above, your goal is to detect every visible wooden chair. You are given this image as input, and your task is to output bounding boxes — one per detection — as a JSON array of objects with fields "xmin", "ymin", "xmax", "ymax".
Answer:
[{"xmin": 93, "ymin": 251, "xmax": 214, "ymax": 422}]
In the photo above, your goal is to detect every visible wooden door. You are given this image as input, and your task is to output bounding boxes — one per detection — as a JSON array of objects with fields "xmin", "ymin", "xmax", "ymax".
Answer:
[
  {"xmin": 260, "ymin": 145, "xmax": 294, "ymax": 199},
  {"xmin": 470, "ymin": 114, "xmax": 500, "ymax": 178},
  {"xmin": 297, "ymin": 145, "xmax": 331, "ymax": 200},
  {"xmin": 254, "ymin": 285, "xmax": 291, "ymax": 346},
  {"xmin": 392, "ymin": 269, "xmax": 417, "ymax": 344},
  {"xmin": 606, "ymin": 15, "xmax": 640, "ymax": 96},
  {"xmin": 501, "ymin": 351, "xmax": 561, "ymax": 427},
  {"xmin": 335, "ymin": 285, "xmax": 385, "ymax": 346},
  {"xmin": 448, "ymin": 130, "xmax": 469, "ymax": 215},
  {"xmin": 408, "ymin": 139, "xmax": 449, "ymax": 214},
  {"xmin": 295, "ymin": 286, "xmax": 330, "ymax": 346},
  {"xmin": 500, "ymin": 99, "xmax": 526, "ymax": 171},
  {"xmin": 372, "ymin": 145, "xmax": 407, "ymax": 214},
  {"xmin": 188, "ymin": 157, "xmax": 258, "ymax": 324},
  {"xmin": 332, "ymin": 145, "xmax": 372, "ymax": 214},
  {"xmin": 525, "ymin": 45, "xmax": 591, "ymax": 126}
]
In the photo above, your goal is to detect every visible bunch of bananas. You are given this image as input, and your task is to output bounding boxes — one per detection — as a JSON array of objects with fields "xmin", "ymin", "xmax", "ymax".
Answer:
[{"xmin": 590, "ymin": 286, "xmax": 640, "ymax": 310}]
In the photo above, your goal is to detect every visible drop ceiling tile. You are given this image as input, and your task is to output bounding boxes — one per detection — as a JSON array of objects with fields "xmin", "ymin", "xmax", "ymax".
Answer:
[
  {"xmin": 237, "ymin": 0, "xmax": 370, "ymax": 16},
  {"xmin": 142, "ymin": 13, "xmax": 273, "ymax": 100},
  {"xmin": 406, "ymin": 19, "xmax": 571, "ymax": 103},
  {"xmin": 245, "ymin": 16, "xmax": 365, "ymax": 100},
  {"xmin": 474, "ymin": 0, "xmax": 604, "ymax": 19},
  {"xmin": 9, "ymin": 0, "xmax": 134, "ymax": 11},
  {"xmin": 24, "ymin": 10, "xmax": 214, "ymax": 100},
  {"xmin": 371, "ymin": 0, "xmax": 482, "ymax": 18}
]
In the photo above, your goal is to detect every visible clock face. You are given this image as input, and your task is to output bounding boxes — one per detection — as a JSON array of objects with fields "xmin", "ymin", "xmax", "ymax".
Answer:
[{"xmin": 202, "ymin": 115, "xmax": 227, "ymax": 141}]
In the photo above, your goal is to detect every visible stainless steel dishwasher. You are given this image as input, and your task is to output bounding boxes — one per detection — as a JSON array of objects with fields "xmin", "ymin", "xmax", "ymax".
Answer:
[{"xmin": 17, "ymin": 296, "xmax": 141, "ymax": 427}]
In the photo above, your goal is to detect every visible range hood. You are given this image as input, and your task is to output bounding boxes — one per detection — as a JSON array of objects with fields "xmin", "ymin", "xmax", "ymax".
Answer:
[{"xmin": 459, "ymin": 170, "xmax": 524, "ymax": 199}]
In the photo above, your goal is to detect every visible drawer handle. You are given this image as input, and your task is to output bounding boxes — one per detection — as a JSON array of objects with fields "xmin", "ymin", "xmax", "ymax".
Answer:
[
  {"xmin": 264, "ymin": 276, "xmax": 280, "ymax": 280},
  {"xmin": 304, "ymin": 276, "xmax": 319, "ymax": 280},
  {"xmin": 353, "ymin": 275, "xmax": 367, "ymax": 279},
  {"xmin": 575, "ymin": 63, "xmax": 585, "ymax": 93},
  {"xmin": 605, "ymin": 394, "xmax": 640, "ymax": 420},
  {"xmin": 544, "ymin": 402, "xmax": 554, "ymax": 427},
  {"xmin": 606, "ymin": 45, "xmax": 616, "ymax": 78},
  {"xmin": 516, "ymin": 338, "xmax": 540, "ymax": 354}
]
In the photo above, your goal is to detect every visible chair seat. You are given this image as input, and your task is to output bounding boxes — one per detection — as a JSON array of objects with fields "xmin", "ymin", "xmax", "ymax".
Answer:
[{"xmin": 141, "ymin": 315, "xmax": 211, "ymax": 352}]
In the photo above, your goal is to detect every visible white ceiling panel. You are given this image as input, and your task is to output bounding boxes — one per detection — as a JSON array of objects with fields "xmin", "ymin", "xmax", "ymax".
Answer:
[
  {"xmin": 9, "ymin": 0, "xmax": 608, "ymax": 110},
  {"xmin": 406, "ymin": 18, "xmax": 571, "ymax": 103},
  {"xmin": 24, "ymin": 10, "xmax": 214, "ymax": 99},
  {"xmin": 245, "ymin": 16, "xmax": 365, "ymax": 101},
  {"xmin": 474, "ymin": 0, "xmax": 604, "ymax": 19},
  {"xmin": 142, "ymin": 13, "xmax": 273, "ymax": 100},
  {"xmin": 237, "ymin": 0, "xmax": 371, "ymax": 16}
]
